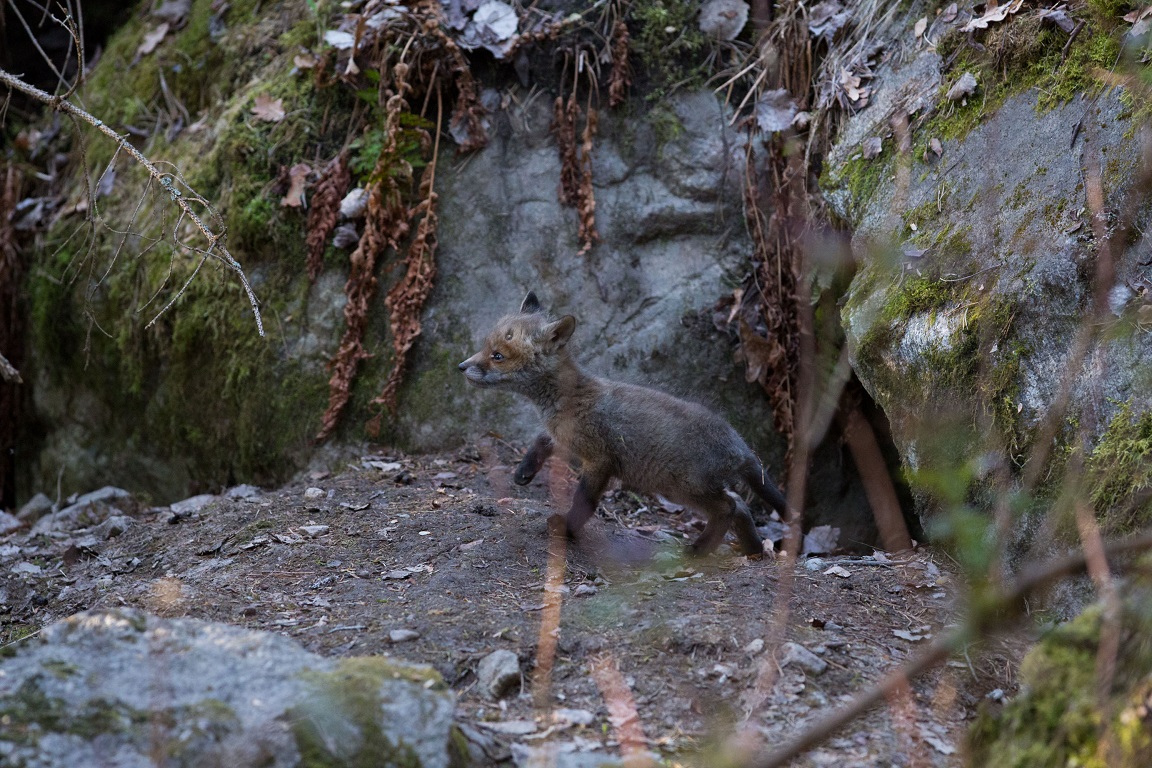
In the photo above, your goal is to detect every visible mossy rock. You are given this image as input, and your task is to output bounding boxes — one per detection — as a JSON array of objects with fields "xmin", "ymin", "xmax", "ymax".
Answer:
[
  {"xmin": 968, "ymin": 581, "xmax": 1152, "ymax": 768},
  {"xmin": 19, "ymin": 0, "xmax": 403, "ymax": 501}
]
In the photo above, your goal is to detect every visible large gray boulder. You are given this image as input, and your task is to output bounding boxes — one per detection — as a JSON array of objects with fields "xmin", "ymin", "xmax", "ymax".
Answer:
[
  {"xmin": 826, "ymin": 43, "xmax": 1152, "ymax": 544},
  {"xmin": 392, "ymin": 89, "xmax": 777, "ymax": 452},
  {"xmin": 0, "ymin": 610, "xmax": 456, "ymax": 767}
]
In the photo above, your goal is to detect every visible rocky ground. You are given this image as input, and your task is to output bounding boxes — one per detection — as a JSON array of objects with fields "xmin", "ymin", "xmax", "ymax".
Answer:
[{"xmin": 0, "ymin": 442, "xmax": 1018, "ymax": 766}]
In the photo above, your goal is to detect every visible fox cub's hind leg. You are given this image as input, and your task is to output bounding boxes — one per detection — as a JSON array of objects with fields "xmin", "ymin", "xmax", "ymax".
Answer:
[
  {"xmin": 514, "ymin": 433, "xmax": 554, "ymax": 486},
  {"xmin": 688, "ymin": 494, "xmax": 765, "ymax": 557}
]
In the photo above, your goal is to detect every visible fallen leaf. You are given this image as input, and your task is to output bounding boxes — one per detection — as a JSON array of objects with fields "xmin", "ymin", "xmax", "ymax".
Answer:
[
  {"xmin": 293, "ymin": 52, "xmax": 318, "ymax": 69},
  {"xmin": 1124, "ymin": 5, "xmax": 1152, "ymax": 23},
  {"xmin": 940, "ymin": 3, "xmax": 959, "ymax": 24},
  {"xmin": 823, "ymin": 564, "xmax": 851, "ymax": 578},
  {"xmin": 946, "ymin": 71, "xmax": 977, "ymax": 101},
  {"xmin": 893, "ymin": 628, "xmax": 931, "ymax": 642},
  {"xmin": 136, "ymin": 23, "xmax": 170, "ymax": 58},
  {"xmin": 698, "ymin": 0, "xmax": 749, "ymax": 41},
  {"xmin": 961, "ymin": 0, "xmax": 1024, "ymax": 32},
  {"xmin": 914, "ymin": 16, "xmax": 928, "ymax": 38},
  {"xmin": 809, "ymin": 0, "xmax": 850, "ymax": 39},
  {"xmin": 922, "ymin": 731, "xmax": 956, "ymax": 755},
  {"xmin": 323, "ymin": 29, "xmax": 356, "ymax": 50},
  {"xmin": 332, "ymin": 222, "xmax": 360, "ymax": 248},
  {"xmin": 280, "ymin": 162, "xmax": 310, "ymax": 208},
  {"xmin": 252, "ymin": 94, "xmax": 286, "ymax": 122},
  {"xmin": 754, "ymin": 88, "xmax": 798, "ymax": 133},
  {"xmin": 152, "ymin": 0, "xmax": 191, "ymax": 26},
  {"xmin": 930, "ymin": 137, "xmax": 943, "ymax": 156},
  {"xmin": 862, "ymin": 136, "xmax": 883, "ymax": 159},
  {"xmin": 802, "ymin": 525, "xmax": 840, "ymax": 554},
  {"xmin": 1038, "ymin": 7, "xmax": 1076, "ymax": 34},
  {"xmin": 473, "ymin": 0, "xmax": 517, "ymax": 40}
]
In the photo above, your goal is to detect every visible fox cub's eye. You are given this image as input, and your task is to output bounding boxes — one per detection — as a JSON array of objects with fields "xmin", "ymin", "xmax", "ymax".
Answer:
[{"xmin": 491, "ymin": 351, "xmax": 504, "ymax": 362}]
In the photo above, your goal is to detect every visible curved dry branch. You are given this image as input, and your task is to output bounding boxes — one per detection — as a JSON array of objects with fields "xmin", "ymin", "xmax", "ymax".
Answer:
[
  {"xmin": 750, "ymin": 529, "xmax": 1152, "ymax": 768},
  {"xmin": 0, "ymin": 66, "xmax": 265, "ymax": 336}
]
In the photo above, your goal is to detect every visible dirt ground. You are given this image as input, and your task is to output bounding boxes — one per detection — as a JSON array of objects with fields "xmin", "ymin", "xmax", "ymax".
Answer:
[{"xmin": 0, "ymin": 442, "xmax": 1019, "ymax": 766}]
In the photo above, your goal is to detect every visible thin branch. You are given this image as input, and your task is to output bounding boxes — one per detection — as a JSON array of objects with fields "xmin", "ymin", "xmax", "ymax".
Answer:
[
  {"xmin": 750, "ymin": 529, "xmax": 1152, "ymax": 768},
  {"xmin": 0, "ymin": 66, "xmax": 265, "ymax": 336},
  {"xmin": 0, "ymin": 352, "xmax": 21, "ymax": 383}
]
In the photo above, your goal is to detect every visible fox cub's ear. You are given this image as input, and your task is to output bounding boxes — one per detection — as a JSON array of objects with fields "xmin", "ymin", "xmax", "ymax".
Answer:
[
  {"xmin": 520, "ymin": 292, "xmax": 542, "ymax": 314},
  {"xmin": 541, "ymin": 315, "xmax": 576, "ymax": 351}
]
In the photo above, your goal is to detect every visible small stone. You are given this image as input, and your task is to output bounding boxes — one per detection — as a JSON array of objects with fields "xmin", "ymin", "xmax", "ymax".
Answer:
[
  {"xmin": 781, "ymin": 642, "xmax": 828, "ymax": 676},
  {"xmin": 225, "ymin": 484, "xmax": 262, "ymax": 500},
  {"xmin": 0, "ymin": 511, "xmax": 21, "ymax": 536},
  {"xmin": 476, "ymin": 649, "xmax": 521, "ymax": 700},
  {"xmin": 91, "ymin": 515, "xmax": 133, "ymax": 540},
  {"xmin": 17, "ymin": 493, "xmax": 53, "ymax": 523},
  {"xmin": 300, "ymin": 525, "xmax": 330, "ymax": 537},
  {"xmin": 170, "ymin": 494, "xmax": 216, "ymax": 515},
  {"xmin": 552, "ymin": 708, "xmax": 595, "ymax": 727},
  {"xmin": 11, "ymin": 562, "xmax": 42, "ymax": 576},
  {"xmin": 340, "ymin": 187, "xmax": 369, "ymax": 219},
  {"xmin": 303, "ymin": 487, "xmax": 325, "ymax": 500},
  {"xmin": 573, "ymin": 584, "xmax": 598, "ymax": 597},
  {"xmin": 743, "ymin": 638, "xmax": 765, "ymax": 656},
  {"xmin": 388, "ymin": 629, "xmax": 420, "ymax": 643},
  {"xmin": 803, "ymin": 557, "xmax": 826, "ymax": 571}
]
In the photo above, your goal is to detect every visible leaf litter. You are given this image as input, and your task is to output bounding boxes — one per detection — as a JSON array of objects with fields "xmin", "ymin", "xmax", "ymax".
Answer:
[{"xmin": 0, "ymin": 444, "xmax": 1022, "ymax": 766}]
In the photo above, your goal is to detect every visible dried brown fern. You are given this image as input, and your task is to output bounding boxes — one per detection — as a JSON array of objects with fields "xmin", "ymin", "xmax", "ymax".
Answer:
[
  {"xmin": 576, "ymin": 104, "xmax": 600, "ymax": 254},
  {"xmin": 552, "ymin": 92, "xmax": 599, "ymax": 254},
  {"xmin": 304, "ymin": 152, "xmax": 351, "ymax": 283},
  {"xmin": 608, "ymin": 20, "xmax": 632, "ymax": 108},
  {"xmin": 0, "ymin": 164, "xmax": 23, "ymax": 509},
  {"xmin": 553, "ymin": 95, "xmax": 580, "ymax": 206},
  {"xmin": 315, "ymin": 70, "xmax": 414, "ymax": 443},
  {"xmin": 369, "ymin": 91, "xmax": 443, "ymax": 429}
]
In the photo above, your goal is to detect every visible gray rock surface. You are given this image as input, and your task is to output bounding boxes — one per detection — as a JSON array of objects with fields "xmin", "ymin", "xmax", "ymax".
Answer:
[
  {"xmin": 391, "ymin": 90, "xmax": 778, "ymax": 456},
  {"xmin": 0, "ymin": 609, "xmax": 456, "ymax": 768},
  {"xmin": 30, "ymin": 486, "xmax": 133, "ymax": 536},
  {"xmin": 476, "ymin": 648, "xmax": 522, "ymax": 700},
  {"xmin": 827, "ymin": 44, "xmax": 1152, "ymax": 552},
  {"xmin": 16, "ymin": 492, "xmax": 53, "ymax": 523}
]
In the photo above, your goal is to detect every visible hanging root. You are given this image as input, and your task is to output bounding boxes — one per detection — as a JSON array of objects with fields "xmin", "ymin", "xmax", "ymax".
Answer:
[
  {"xmin": 608, "ymin": 20, "xmax": 632, "ymax": 107},
  {"xmin": 304, "ymin": 152, "xmax": 351, "ymax": 283},
  {"xmin": 369, "ymin": 87, "xmax": 444, "ymax": 432}
]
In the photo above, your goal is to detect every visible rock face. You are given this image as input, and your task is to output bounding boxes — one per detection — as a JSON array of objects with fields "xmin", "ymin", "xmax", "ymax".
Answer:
[
  {"xmin": 825, "ymin": 45, "xmax": 1152, "ymax": 542},
  {"xmin": 391, "ymin": 89, "xmax": 775, "ymax": 452},
  {"xmin": 0, "ymin": 609, "xmax": 456, "ymax": 768},
  {"xmin": 15, "ymin": 5, "xmax": 885, "ymax": 546}
]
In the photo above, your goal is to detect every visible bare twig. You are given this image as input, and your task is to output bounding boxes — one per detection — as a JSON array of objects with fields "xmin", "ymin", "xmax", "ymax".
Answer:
[
  {"xmin": 0, "ymin": 352, "xmax": 20, "ymax": 383},
  {"xmin": 0, "ymin": 67, "xmax": 265, "ymax": 336},
  {"xmin": 750, "ymin": 529, "xmax": 1152, "ymax": 768}
]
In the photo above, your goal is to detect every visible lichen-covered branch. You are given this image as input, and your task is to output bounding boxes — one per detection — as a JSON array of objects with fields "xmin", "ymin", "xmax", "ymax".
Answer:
[{"xmin": 0, "ymin": 66, "xmax": 265, "ymax": 336}]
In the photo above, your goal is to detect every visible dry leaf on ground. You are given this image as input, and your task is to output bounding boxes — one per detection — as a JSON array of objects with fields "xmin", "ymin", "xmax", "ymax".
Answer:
[
  {"xmin": 281, "ymin": 163, "xmax": 311, "ymax": 208},
  {"xmin": 961, "ymin": 0, "xmax": 1024, "ymax": 32},
  {"xmin": 252, "ymin": 94, "xmax": 286, "ymax": 122},
  {"xmin": 946, "ymin": 71, "xmax": 977, "ymax": 101},
  {"xmin": 136, "ymin": 24, "xmax": 170, "ymax": 58}
]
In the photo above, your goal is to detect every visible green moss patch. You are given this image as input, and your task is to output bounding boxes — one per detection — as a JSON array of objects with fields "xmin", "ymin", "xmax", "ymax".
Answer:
[
  {"xmin": 968, "ymin": 586, "xmax": 1152, "ymax": 768},
  {"xmin": 289, "ymin": 657, "xmax": 445, "ymax": 767},
  {"xmin": 1084, "ymin": 400, "xmax": 1152, "ymax": 532},
  {"xmin": 924, "ymin": 6, "xmax": 1125, "ymax": 150}
]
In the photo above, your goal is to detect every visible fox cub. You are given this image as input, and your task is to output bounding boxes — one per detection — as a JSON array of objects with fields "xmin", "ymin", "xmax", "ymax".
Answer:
[{"xmin": 458, "ymin": 292, "xmax": 789, "ymax": 557}]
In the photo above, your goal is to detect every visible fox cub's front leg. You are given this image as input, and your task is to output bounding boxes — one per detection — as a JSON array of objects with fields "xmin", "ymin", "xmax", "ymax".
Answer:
[{"xmin": 514, "ymin": 433, "xmax": 555, "ymax": 486}]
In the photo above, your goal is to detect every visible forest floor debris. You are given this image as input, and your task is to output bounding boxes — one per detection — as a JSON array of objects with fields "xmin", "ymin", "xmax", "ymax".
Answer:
[{"xmin": 0, "ymin": 443, "xmax": 1021, "ymax": 766}]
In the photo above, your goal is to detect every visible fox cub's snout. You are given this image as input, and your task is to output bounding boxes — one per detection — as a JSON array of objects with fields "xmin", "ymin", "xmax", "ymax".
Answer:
[
  {"xmin": 459, "ymin": 291, "xmax": 790, "ymax": 558},
  {"xmin": 458, "ymin": 292, "xmax": 576, "ymax": 394}
]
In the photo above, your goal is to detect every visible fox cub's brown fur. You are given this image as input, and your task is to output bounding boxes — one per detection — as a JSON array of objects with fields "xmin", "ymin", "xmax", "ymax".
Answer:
[{"xmin": 458, "ymin": 292, "xmax": 789, "ymax": 556}]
